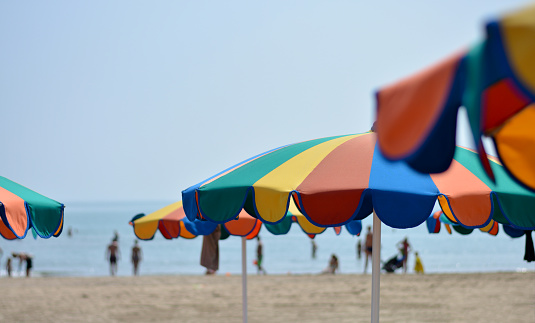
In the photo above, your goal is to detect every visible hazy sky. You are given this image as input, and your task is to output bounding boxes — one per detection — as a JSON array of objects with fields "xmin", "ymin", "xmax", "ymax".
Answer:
[{"xmin": 1, "ymin": 1, "xmax": 531, "ymax": 203}]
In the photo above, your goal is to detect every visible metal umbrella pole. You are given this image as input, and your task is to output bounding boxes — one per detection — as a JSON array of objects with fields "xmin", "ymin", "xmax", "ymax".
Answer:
[
  {"xmin": 241, "ymin": 236, "xmax": 248, "ymax": 323},
  {"xmin": 371, "ymin": 210, "xmax": 381, "ymax": 323}
]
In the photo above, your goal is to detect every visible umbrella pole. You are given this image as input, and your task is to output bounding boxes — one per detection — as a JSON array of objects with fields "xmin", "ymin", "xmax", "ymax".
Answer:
[
  {"xmin": 241, "ymin": 236, "xmax": 248, "ymax": 323},
  {"xmin": 371, "ymin": 210, "xmax": 381, "ymax": 323}
]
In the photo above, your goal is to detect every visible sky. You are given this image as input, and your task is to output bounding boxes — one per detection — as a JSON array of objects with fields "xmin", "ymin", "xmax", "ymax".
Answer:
[{"xmin": 1, "ymin": 1, "xmax": 532, "ymax": 203}]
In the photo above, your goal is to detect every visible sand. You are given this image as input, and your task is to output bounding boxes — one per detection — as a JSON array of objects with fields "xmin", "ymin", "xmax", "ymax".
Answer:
[{"xmin": 0, "ymin": 272, "xmax": 533, "ymax": 323}]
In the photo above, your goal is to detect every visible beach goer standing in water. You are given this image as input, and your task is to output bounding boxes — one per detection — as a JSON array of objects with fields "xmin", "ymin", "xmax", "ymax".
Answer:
[
  {"xmin": 25, "ymin": 254, "xmax": 33, "ymax": 277},
  {"xmin": 414, "ymin": 251, "xmax": 424, "ymax": 274},
  {"xmin": 397, "ymin": 237, "xmax": 411, "ymax": 273},
  {"xmin": 256, "ymin": 236, "xmax": 266, "ymax": 275},
  {"xmin": 106, "ymin": 240, "xmax": 120, "ymax": 276},
  {"xmin": 357, "ymin": 239, "xmax": 362, "ymax": 260},
  {"xmin": 12, "ymin": 252, "xmax": 24, "ymax": 274},
  {"xmin": 364, "ymin": 226, "xmax": 373, "ymax": 273},
  {"xmin": 6, "ymin": 256, "xmax": 12, "ymax": 277},
  {"xmin": 131, "ymin": 240, "xmax": 142, "ymax": 276},
  {"xmin": 12, "ymin": 252, "xmax": 33, "ymax": 277}
]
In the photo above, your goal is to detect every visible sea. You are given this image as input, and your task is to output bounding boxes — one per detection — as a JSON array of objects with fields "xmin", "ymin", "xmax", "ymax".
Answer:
[{"xmin": 0, "ymin": 200, "xmax": 533, "ymax": 277}]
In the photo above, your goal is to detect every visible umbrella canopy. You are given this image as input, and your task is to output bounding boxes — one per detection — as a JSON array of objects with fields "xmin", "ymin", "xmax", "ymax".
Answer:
[
  {"xmin": 427, "ymin": 210, "xmax": 501, "ymax": 236},
  {"xmin": 0, "ymin": 176, "xmax": 64, "ymax": 239},
  {"xmin": 375, "ymin": 4, "xmax": 535, "ymax": 190},
  {"xmin": 183, "ymin": 132, "xmax": 535, "ymax": 231},
  {"xmin": 130, "ymin": 200, "xmax": 355, "ymax": 240},
  {"xmin": 182, "ymin": 130, "xmax": 535, "ymax": 323},
  {"xmin": 427, "ymin": 210, "xmax": 534, "ymax": 262},
  {"xmin": 130, "ymin": 201, "xmax": 261, "ymax": 241}
]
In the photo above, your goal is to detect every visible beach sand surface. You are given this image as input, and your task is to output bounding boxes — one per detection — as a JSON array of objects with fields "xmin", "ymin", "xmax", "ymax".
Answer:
[{"xmin": 0, "ymin": 272, "xmax": 533, "ymax": 323}]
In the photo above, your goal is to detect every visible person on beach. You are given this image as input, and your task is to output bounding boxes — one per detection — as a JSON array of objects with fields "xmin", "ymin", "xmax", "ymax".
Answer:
[
  {"xmin": 201, "ymin": 225, "xmax": 221, "ymax": 275},
  {"xmin": 311, "ymin": 240, "xmax": 317, "ymax": 259},
  {"xmin": 6, "ymin": 256, "xmax": 12, "ymax": 277},
  {"xmin": 397, "ymin": 237, "xmax": 411, "ymax": 273},
  {"xmin": 12, "ymin": 252, "xmax": 32, "ymax": 277},
  {"xmin": 357, "ymin": 239, "xmax": 362, "ymax": 260},
  {"xmin": 12, "ymin": 252, "xmax": 23, "ymax": 274},
  {"xmin": 106, "ymin": 240, "xmax": 120, "ymax": 276},
  {"xmin": 322, "ymin": 254, "xmax": 339, "ymax": 274},
  {"xmin": 256, "ymin": 236, "xmax": 266, "ymax": 275},
  {"xmin": 131, "ymin": 240, "xmax": 142, "ymax": 276},
  {"xmin": 364, "ymin": 226, "xmax": 373, "ymax": 273},
  {"xmin": 25, "ymin": 254, "xmax": 33, "ymax": 277},
  {"xmin": 414, "ymin": 252, "xmax": 424, "ymax": 274}
]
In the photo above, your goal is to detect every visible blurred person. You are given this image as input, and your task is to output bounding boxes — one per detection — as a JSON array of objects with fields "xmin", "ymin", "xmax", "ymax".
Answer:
[
  {"xmin": 11, "ymin": 252, "xmax": 33, "ymax": 277},
  {"xmin": 12, "ymin": 252, "xmax": 25, "ymax": 275},
  {"xmin": 364, "ymin": 226, "xmax": 373, "ymax": 273},
  {"xmin": 131, "ymin": 240, "xmax": 142, "ymax": 276},
  {"xmin": 6, "ymin": 256, "xmax": 12, "ymax": 277},
  {"xmin": 106, "ymin": 240, "xmax": 120, "ymax": 276},
  {"xmin": 322, "ymin": 254, "xmax": 339, "ymax": 274},
  {"xmin": 414, "ymin": 252, "xmax": 424, "ymax": 274},
  {"xmin": 397, "ymin": 237, "xmax": 411, "ymax": 273},
  {"xmin": 25, "ymin": 254, "xmax": 33, "ymax": 277},
  {"xmin": 256, "ymin": 236, "xmax": 266, "ymax": 275}
]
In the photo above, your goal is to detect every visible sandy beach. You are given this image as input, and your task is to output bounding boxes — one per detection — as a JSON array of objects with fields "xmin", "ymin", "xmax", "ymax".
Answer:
[{"xmin": 0, "ymin": 272, "xmax": 533, "ymax": 323}]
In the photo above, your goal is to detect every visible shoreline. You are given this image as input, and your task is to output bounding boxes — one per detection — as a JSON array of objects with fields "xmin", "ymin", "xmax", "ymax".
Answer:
[
  {"xmin": 3, "ymin": 266, "xmax": 533, "ymax": 279},
  {"xmin": 1, "ymin": 272, "xmax": 533, "ymax": 322}
]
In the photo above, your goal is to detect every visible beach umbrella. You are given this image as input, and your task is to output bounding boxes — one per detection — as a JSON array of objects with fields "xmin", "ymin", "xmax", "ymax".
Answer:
[
  {"xmin": 427, "ymin": 210, "xmax": 499, "ymax": 236},
  {"xmin": 130, "ymin": 201, "xmax": 261, "ymax": 241},
  {"xmin": 130, "ymin": 201, "xmax": 260, "ymax": 323},
  {"xmin": 182, "ymin": 131, "xmax": 535, "ymax": 323},
  {"xmin": 129, "ymin": 200, "xmax": 356, "ymax": 323},
  {"xmin": 427, "ymin": 210, "xmax": 534, "ymax": 262},
  {"xmin": 129, "ymin": 200, "xmax": 349, "ymax": 241},
  {"xmin": 0, "ymin": 176, "xmax": 64, "ymax": 240},
  {"xmin": 374, "ymin": 4, "xmax": 535, "ymax": 191}
]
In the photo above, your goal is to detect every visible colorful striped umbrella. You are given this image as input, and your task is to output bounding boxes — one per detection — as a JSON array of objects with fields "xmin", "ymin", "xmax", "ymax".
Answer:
[
  {"xmin": 129, "ymin": 200, "xmax": 360, "ymax": 323},
  {"xmin": 0, "ymin": 176, "xmax": 64, "ymax": 239},
  {"xmin": 427, "ymin": 210, "xmax": 534, "ymax": 262},
  {"xmin": 129, "ymin": 201, "xmax": 261, "ymax": 323},
  {"xmin": 130, "ymin": 201, "xmax": 261, "ymax": 241},
  {"xmin": 375, "ymin": 4, "xmax": 535, "ymax": 191},
  {"xmin": 183, "ymin": 132, "xmax": 535, "ymax": 231},
  {"xmin": 427, "ymin": 210, "xmax": 500, "ymax": 236},
  {"xmin": 182, "ymin": 131, "xmax": 535, "ymax": 323},
  {"xmin": 129, "ymin": 200, "xmax": 354, "ymax": 240}
]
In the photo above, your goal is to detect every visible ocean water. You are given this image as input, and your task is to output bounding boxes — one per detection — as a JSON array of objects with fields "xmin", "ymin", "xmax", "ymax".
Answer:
[{"xmin": 0, "ymin": 200, "xmax": 533, "ymax": 277}]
